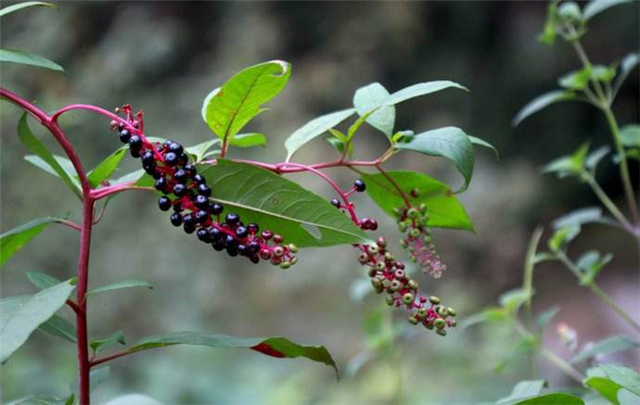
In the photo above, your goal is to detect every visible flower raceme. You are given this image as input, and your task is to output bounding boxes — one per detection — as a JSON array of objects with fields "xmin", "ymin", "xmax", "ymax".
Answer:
[{"xmin": 110, "ymin": 106, "xmax": 297, "ymax": 268}]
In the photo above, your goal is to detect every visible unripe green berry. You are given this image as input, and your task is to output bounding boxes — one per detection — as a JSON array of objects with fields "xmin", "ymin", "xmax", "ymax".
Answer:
[
  {"xmin": 280, "ymin": 261, "xmax": 291, "ymax": 269},
  {"xmin": 399, "ymin": 239, "xmax": 408, "ymax": 248},
  {"xmin": 417, "ymin": 308, "xmax": 427, "ymax": 317},
  {"xmin": 368, "ymin": 245, "xmax": 379, "ymax": 255},
  {"xmin": 429, "ymin": 296, "xmax": 441, "ymax": 305},
  {"xmin": 409, "ymin": 228, "xmax": 421, "ymax": 238},
  {"xmin": 394, "ymin": 269, "xmax": 406, "ymax": 279},
  {"xmin": 423, "ymin": 235, "xmax": 432, "ymax": 244},
  {"xmin": 407, "ymin": 208, "xmax": 419, "ymax": 219},
  {"xmin": 419, "ymin": 203, "xmax": 427, "ymax": 213},
  {"xmin": 408, "ymin": 280, "xmax": 418, "ymax": 289},
  {"xmin": 386, "ymin": 295, "xmax": 395, "ymax": 306},
  {"xmin": 436, "ymin": 328, "xmax": 447, "ymax": 336},
  {"xmin": 288, "ymin": 243, "xmax": 298, "ymax": 253},
  {"xmin": 375, "ymin": 261, "xmax": 385, "ymax": 271},
  {"xmin": 358, "ymin": 252, "xmax": 369, "ymax": 264},
  {"xmin": 437, "ymin": 306, "xmax": 449, "ymax": 317},
  {"xmin": 390, "ymin": 280, "xmax": 401, "ymax": 292},
  {"xmin": 402, "ymin": 293, "xmax": 414, "ymax": 305},
  {"xmin": 398, "ymin": 222, "xmax": 408, "ymax": 232},
  {"xmin": 382, "ymin": 279, "xmax": 392, "ymax": 289},
  {"xmin": 384, "ymin": 252, "xmax": 394, "ymax": 262},
  {"xmin": 408, "ymin": 316, "xmax": 419, "ymax": 325},
  {"xmin": 425, "ymin": 323, "xmax": 434, "ymax": 330},
  {"xmin": 447, "ymin": 307, "xmax": 457, "ymax": 317},
  {"xmin": 392, "ymin": 207, "xmax": 402, "ymax": 217},
  {"xmin": 449, "ymin": 320, "xmax": 457, "ymax": 328},
  {"xmin": 434, "ymin": 318, "xmax": 446, "ymax": 329}
]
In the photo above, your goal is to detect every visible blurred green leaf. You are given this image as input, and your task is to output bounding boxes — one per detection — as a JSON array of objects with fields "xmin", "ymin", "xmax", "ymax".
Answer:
[
  {"xmin": 284, "ymin": 108, "xmax": 356, "ymax": 161},
  {"xmin": 0, "ymin": 1, "xmax": 56, "ymax": 17},
  {"xmin": 26, "ymin": 270, "xmax": 60, "ymax": 289},
  {"xmin": 583, "ymin": 0, "xmax": 632, "ymax": 21},
  {"xmin": 0, "ymin": 49, "xmax": 63, "ymax": 72},
  {"xmin": 514, "ymin": 393, "xmax": 584, "ymax": 405},
  {"xmin": 535, "ymin": 306, "xmax": 560, "ymax": 332},
  {"xmin": 613, "ymin": 53, "xmax": 639, "ymax": 96},
  {"xmin": 1, "ymin": 217, "xmax": 65, "ymax": 267},
  {"xmin": 394, "ymin": 126, "xmax": 475, "ymax": 192},
  {"xmin": 495, "ymin": 338, "xmax": 538, "ymax": 373},
  {"xmin": 0, "ymin": 279, "xmax": 76, "ymax": 363},
  {"xmin": 620, "ymin": 125, "xmax": 640, "ymax": 148},
  {"xmin": 460, "ymin": 307, "xmax": 507, "ymax": 329},
  {"xmin": 586, "ymin": 146, "xmax": 610, "ymax": 171},
  {"xmin": 125, "ymin": 332, "xmax": 339, "ymax": 379},
  {"xmin": 86, "ymin": 279, "xmax": 153, "ymax": 297},
  {"xmin": 576, "ymin": 250, "xmax": 612, "ymax": 285},
  {"xmin": 543, "ymin": 143, "xmax": 589, "ymax": 178},
  {"xmin": 500, "ymin": 288, "xmax": 533, "ymax": 313},
  {"xmin": 469, "ymin": 135, "xmax": 499, "ymax": 159},
  {"xmin": 572, "ymin": 335, "xmax": 640, "ymax": 364},
  {"xmin": 18, "ymin": 115, "xmax": 81, "ymax": 197},
  {"xmin": 199, "ymin": 160, "xmax": 369, "ymax": 247},
  {"xmin": 38, "ymin": 315, "xmax": 76, "ymax": 344},
  {"xmin": 591, "ymin": 65, "xmax": 617, "ymax": 83},
  {"xmin": 361, "ymin": 171, "xmax": 474, "ymax": 232},
  {"xmin": 202, "ymin": 60, "xmax": 291, "ymax": 145},
  {"xmin": 591, "ymin": 364, "xmax": 640, "ymax": 397},
  {"xmin": 585, "ymin": 376, "xmax": 624, "ymax": 404},
  {"xmin": 553, "ymin": 207, "xmax": 604, "ymax": 229},
  {"xmin": 326, "ymin": 136, "xmax": 353, "ymax": 158},
  {"xmin": 558, "ymin": 2, "xmax": 583, "ymax": 22},
  {"xmin": 559, "ymin": 67, "xmax": 592, "ymax": 90},
  {"xmin": 87, "ymin": 148, "xmax": 127, "ymax": 188},
  {"xmin": 5, "ymin": 395, "xmax": 64, "ymax": 405},
  {"xmin": 513, "ymin": 90, "xmax": 576, "ymax": 127},
  {"xmin": 384, "ymin": 80, "xmax": 468, "ymax": 105},
  {"xmin": 548, "ymin": 225, "xmax": 580, "ymax": 251},
  {"xmin": 538, "ymin": 1, "xmax": 560, "ymax": 45},
  {"xmin": 90, "ymin": 331, "xmax": 126, "ymax": 355},
  {"xmin": 617, "ymin": 389, "xmax": 640, "ymax": 404},
  {"xmin": 497, "ymin": 380, "xmax": 547, "ymax": 404},
  {"xmin": 353, "ymin": 82, "xmax": 395, "ymax": 137},
  {"xmin": 103, "ymin": 394, "xmax": 161, "ymax": 405}
]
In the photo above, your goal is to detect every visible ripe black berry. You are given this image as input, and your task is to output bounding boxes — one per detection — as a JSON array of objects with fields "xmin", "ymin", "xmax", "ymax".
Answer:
[
  {"xmin": 170, "ymin": 212, "xmax": 183, "ymax": 226},
  {"xmin": 330, "ymin": 198, "xmax": 341, "ymax": 208},
  {"xmin": 178, "ymin": 153, "xmax": 189, "ymax": 166},
  {"xmin": 197, "ymin": 184, "xmax": 211, "ymax": 197},
  {"xmin": 183, "ymin": 223, "xmax": 196, "ymax": 234},
  {"xmin": 354, "ymin": 179, "xmax": 366, "ymax": 192},
  {"xmin": 164, "ymin": 152, "xmax": 179, "ymax": 167},
  {"xmin": 183, "ymin": 164, "xmax": 195, "ymax": 177},
  {"xmin": 211, "ymin": 203, "xmax": 223, "ymax": 215},
  {"xmin": 197, "ymin": 228, "xmax": 211, "ymax": 243},
  {"xmin": 119, "ymin": 130, "xmax": 131, "ymax": 143},
  {"xmin": 141, "ymin": 151, "xmax": 155, "ymax": 165},
  {"xmin": 183, "ymin": 213, "xmax": 195, "ymax": 227},
  {"xmin": 143, "ymin": 162, "xmax": 157, "ymax": 175},
  {"xmin": 128, "ymin": 135, "xmax": 142, "ymax": 151},
  {"xmin": 235, "ymin": 226, "xmax": 248, "ymax": 238},
  {"xmin": 158, "ymin": 196, "xmax": 172, "ymax": 211},
  {"xmin": 212, "ymin": 239, "xmax": 226, "ymax": 251},
  {"xmin": 237, "ymin": 244, "xmax": 247, "ymax": 256},
  {"xmin": 247, "ymin": 223, "xmax": 259, "ymax": 233},
  {"xmin": 209, "ymin": 227, "xmax": 222, "ymax": 242},
  {"xmin": 168, "ymin": 142, "xmax": 184, "ymax": 155},
  {"xmin": 193, "ymin": 174, "xmax": 206, "ymax": 185},
  {"xmin": 173, "ymin": 183, "xmax": 187, "ymax": 197},
  {"xmin": 174, "ymin": 169, "xmax": 188, "ymax": 184},
  {"xmin": 195, "ymin": 210, "xmax": 209, "ymax": 224},
  {"xmin": 226, "ymin": 213, "xmax": 240, "ymax": 225},
  {"xmin": 247, "ymin": 241, "xmax": 260, "ymax": 254},
  {"xmin": 155, "ymin": 178, "xmax": 169, "ymax": 193},
  {"xmin": 173, "ymin": 202, "xmax": 183, "ymax": 212},
  {"xmin": 194, "ymin": 195, "xmax": 209, "ymax": 209}
]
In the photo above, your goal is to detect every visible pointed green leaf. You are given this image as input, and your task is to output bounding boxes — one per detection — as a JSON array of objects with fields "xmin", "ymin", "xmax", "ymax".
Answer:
[
  {"xmin": 124, "ymin": 332, "xmax": 339, "ymax": 379},
  {"xmin": 361, "ymin": 171, "xmax": 474, "ymax": 232},
  {"xmin": 583, "ymin": 0, "xmax": 632, "ymax": 21},
  {"xmin": 353, "ymin": 82, "xmax": 395, "ymax": 137},
  {"xmin": 90, "ymin": 331, "xmax": 126, "ymax": 355},
  {"xmin": 229, "ymin": 133, "xmax": 266, "ymax": 148},
  {"xmin": 572, "ymin": 335, "xmax": 640, "ymax": 364},
  {"xmin": 0, "ymin": 49, "xmax": 63, "ymax": 72},
  {"xmin": 553, "ymin": 207, "xmax": 604, "ymax": 229},
  {"xmin": 469, "ymin": 135, "xmax": 499, "ymax": 159},
  {"xmin": 460, "ymin": 307, "xmax": 507, "ymax": 329},
  {"xmin": 26, "ymin": 271, "xmax": 60, "ymax": 289},
  {"xmin": 497, "ymin": 380, "xmax": 548, "ymax": 404},
  {"xmin": 514, "ymin": 393, "xmax": 584, "ymax": 405},
  {"xmin": 394, "ymin": 126, "xmax": 475, "ymax": 192},
  {"xmin": 384, "ymin": 80, "xmax": 468, "ymax": 105},
  {"xmin": 326, "ymin": 137, "xmax": 353, "ymax": 157},
  {"xmin": 536, "ymin": 306, "xmax": 560, "ymax": 331},
  {"xmin": 38, "ymin": 315, "xmax": 76, "ymax": 343},
  {"xmin": 586, "ymin": 146, "xmax": 610, "ymax": 171},
  {"xmin": 18, "ymin": 115, "xmax": 81, "ymax": 197},
  {"xmin": 543, "ymin": 143, "xmax": 589, "ymax": 178},
  {"xmin": 202, "ymin": 60, "xmax": 291, "ymax": 145},
  {"xmin": 0, "ymin": 280, "xmax": 76, "ymax": 363},
  {"xmin": 1, "ymin": 217, "xmax": 64, "ymax": 267},
  {"xmin": 199, "ymin": 160, "xmax": 369, "ymax": 248},
  {"xmin": 500, "ymin": 288, "xmax": 533, "ymax": 313},
  {"xmin": 284, "ymin": 108, "xmax": 356, "ymax": 161},
  {"xmin": 111, "ymin": 168, "xmax": 145, "ymax": 185},
  {"xmin": 87, "ymin": 148, "xmax": 127, "ymax": 188},
  {"xmin": 0, "ymin": 1, "xmax": 56, "ymax": 17},
  {"xmin": 185, "ymin": 140, "xmax": 219, "ymax": 162},
  {"xmin": 24, "ymin": 155, "xmax": 80, "ymax": 190},
  {"xmin": 620, "ymin": 125, "xmax": 640, "ymax": 148},
  {"xmin": 86, "ymin": 279, "xmax": 153, "ymax": 297},
  {"xmin": 613, "ymin": 53, "xmax": 639, "ymax": 96},
  {"xmin": 576, "ymin": 250, "xmax": 612, "ymax": 285},
  {"xmin": 559, "ymin": 67, "xmax": 593, "ymax": 90},
  {"xmin": 513, "ymin": 90, "xmax": 577, "ymax": 127},
  {"xmin": 591, "ymin": 365, "xmax": 640, "ymax": 397}
]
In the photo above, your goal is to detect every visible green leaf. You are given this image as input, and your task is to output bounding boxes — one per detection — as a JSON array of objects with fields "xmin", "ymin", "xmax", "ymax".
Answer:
[
  {"xmin": 18, "ymin": 115, "xmax": 81, "ymax": 197},
  {"xmin": 199, "ymin": 160, "xmax": 369, "ymax": 248},
  {"xmin": 592, "ymin": 365, "xmax": 640, "ymax": 397},
  {"xmin": 353, "ymin": 82, "xmax": 395, "ymax": 137},
  {"xmin": 87, "ymin": 148, "xmax": 127, "ymax": 188},
  {"xmin": 284, "ymin": 108, "xmax": 356, "ymax": 161},
  {"xmin": 361, "ymin": 171, "xmax": 474, "ymax": 232},
  {"xmin": 515, "ymin": 393, "xmax": 584, "ymax": 405},
  {"xmin": 111, "ymin": 168, "xmax": 145, "ymax": 185},
  {"xmin": 536, "ymin": 306, "xmax": 560, "ymax": 331},
  {"xmin": 576, "ymin": 250, "xmax": 612, "ymax": 285},
  {"xmin": 591, "ymin": 65, "xmax": 617, "ymax": 83},
  {"xmin": 5, "ymin": 395, "xmax": 65, "ymax": 405},
  {"xmin": 0, "ymin": 1, "xmax": 56, "ymax": 17},
  {"xmin": 583, "ymin": 0, "xmax": 632, "ymax": 21},
  {"xmin": 0, "ymin": 280, "xmax": 76, "ymax": 363},
  {"xmin": 553, "ymin": 207, "xmax": 604, "ymax": 229},
  {"xmin": 500, "ymin": 288, "xmax": 533, "ymax": 313},
  {"xmin": 548, "ymin": 225, "xmax": 580, "ymax": 251},
  {"xmin": 326, "ymin": 136, "xmax": 353, "ymax": 158},
  {"xmin": 0, "ymin": 49, "xmax": 63, "ymax": 72},
  {"xmin": 513, "ymin": 90, "xmax": 576, "ymax": 127},
  {"xmin": 543, "ymin": 143, "xmax": 589, "ymax": 178},
  {"xmin": 538, "ymin": 1, "xmax": 560, "ymax": 46},
  {"xmin": 460, "ymin": 307, "xmax": 507, "ymax": 329},
  {"xmin": 620, "ymin": 125, "xmax": 640, "ymax": 148},
  {"xmin": 394, "ymin": 127, "xmax": 475, "ymax": 192},
  {"xmin": 585, "ymin": 376, "xmax": 624, "ymax": 404},
  {"xmin": 572, "ymin": 335, "xmax": 640, "ymax": 364},
  {"xmin": 202, "ymin": 60, "xmax": 291, "ymax": 145},
  {"xmin": 495, "ymin": 338, "xmax": 538, "ymax": 373},
  {"xmin": 469, "ymin": 135, "xmax": 499, "ymax": 159},
  {"xmin": 586, "ymin": 146, "xmax": 610, "ymax": 171},
  {"xmin": 559, "ymin": 68, "xmax": 593, "ymax": 90},
  {"xmin": 90, "ymin": 331, "xmax": 125, "ymax": 355},
  {"xmin": 104, "ymin": 394, "xmax": 161, "ymax": 405},
  {"xmin": 185, "ymin": 140, "xmax": 219, "ymax": 162},
  {"xmin": 497, "ymin": 380, "xmax": 548, "ymax": 404},
  {"xmin": 24, "ymin": 155, "xmax": 80, "ymax": 190},
  {"xmin": 38, "ymin": 315, "xmax": 76, "ymax": 343},
  {"xmin": 617, "ymin": 389, "xmax": 640, "ymax": 405},
  {"xmin": 26, "ymin": 271, "xmax": 60, "ymax": 289},
  {"xmin": 613, "ymin": 53, "xmax": 639, "ymax": 96},
  {"xmin": 86, "ymin": 279, "xmax": 153, "ymax": 297},
  {"xmin": 229, "ymin": 133, "xmax": 266, "ymax": 148},
  {"xmin": 384, "ymin": 80, "xmax": 469, "ymax": 105},
  {"xmin": 1, "ymin": 217, "xmax": 64, "ymax": 267},
  {"xmin": 125, "ymin": 332, "xmax": 339, "ymax": 379}
]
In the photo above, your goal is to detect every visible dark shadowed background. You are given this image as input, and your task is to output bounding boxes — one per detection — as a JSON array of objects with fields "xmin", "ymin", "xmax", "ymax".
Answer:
[{"xmin": 1, "ymin": 1, "xmax": 639, "ymax": 404}]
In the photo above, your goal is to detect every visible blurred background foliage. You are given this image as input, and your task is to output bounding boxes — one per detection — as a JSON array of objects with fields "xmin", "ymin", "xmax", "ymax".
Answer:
[{"xmin": 1, "ymin": 1, "xmax": 638, "ymax": 404}]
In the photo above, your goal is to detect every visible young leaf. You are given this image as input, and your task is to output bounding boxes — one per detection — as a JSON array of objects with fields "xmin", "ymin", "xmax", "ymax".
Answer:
[
  {"xmin": 18, "ymin": 115, "xmax": 81, "ymax": 197},
  {"xmin": 613, "ymin": 53, "xmax": 639, "ymax": 96},
  {"xmin": 514, "ymin": 393, "xmax": 584, "ymax": 405},
  {"xmin": 394, "ymin": 126, "xmax": 475, "ymax": 192},
  {"xmin": 513, "ymin": 90, "xmax": 577, "ymax": 127},
  {"xmin": 284, "ymin": 108, "xmax": 356, "ymax": 161},
  {"xmin": 87, "ymin": 147, "xmax": 127, "ymax": 188},
  {"xmin": 0, "ymin": 279, "xmax": 76, "ymax": 363},
  {"xmin": 542, "ymin": 143, "xmax": 589, "ymax": 178},
  {"xmin": 124, "ymin": 332, "xmax": 339, "ymax": 379},
  {"xmin": 353, "ymin": 82, "xmax": 395, "ymax": 137},
  {"xmin": 553, "ymin": 207, "xmax": 604, "ymax": 229},
  {"xmin": 1, "ymin": 217, "xmax": 65, "ymax": 267},
  {"xmin": 90, "ymin": 330, "xmax": 126, "ymax": 355},
  {"xmin": 620, "ymin": 125, "xmax": 640, "ymax": 148},
  {"xmin": 585, "ymin": 145, "xmax": 610, "ymax": 171},
  {"xmin": 202, "ymin": 60, "xmax": 291, "ymax": 145},
  {"xmin": 535, "ymin": 306, "xmax": 560, "ymax": 331},
  {"xmin": 229, "ymin": 133, "xmax": 266, "ymax": 148},
  {"xmin": 469, "ymin": 135, "xmax": 499, "ymax": 159},
  {"xmin": 38, "ymin": 315, "xmax": 77, "ymax": 343},
  {"xmin": 384, "ymin": 80, "xmax": 468, "ymax": 105},
  {"xmin": 591, "ymin": 364, "xmax": 640, "ymax": 397},
  {"xmin": 0, "ymin": 49, "xmax": 63, "ymax": 73},
  {"xmin": 198, "ymin": 160, "xmax": 369, "ymax": 247},
  {"xmin": 361, "ymin": 171, "xmax": 474, "ymax": 232},
  {"xmin": 26, "ymin": 271, "xmax": 60, "ymax": 289},
  {"xmin": 0, "ymin": 1, "xmax": 56, "ymax": 17},
  {"xmin": 583, "ymin": 0, "xmax": 632, "ymax": 21},
  {"xmin": 576, "ymin": 250, "xmax": 612, "ymax": 285},
  {"xmin": 538, "ymin": 1, "xmax": 560, "ymax": 46},
  {"xmin": 326, "ymin": 137, "xmax": 353, "ymax": 157},
  {"xmin": 494, "ymin": 338, "xmax": 538, "ymax": 373},
  {"xmin": 559, "ymin": 67, "xmax": 592, "ymax": 90},
  {"xmin": 86, "ymin": 279, "xmax": 153, "ymax": 297},
  {"xmin": 499, "ymin": 288, "xmax": 533, "ymax": 313},
  {"xmin": 185, "ymin": 140, "xmax": 219, "ymax": 162},
  {"xmin": 572, "ymin": 335, "xmax": 640, "ymax": 364},
  {"xmin": 548, "ymin": 225, "xmax": 580, "ymax": 251},
  {"xmin": 497, "ymin": 380, "xmax": 548, "ymax": 404}
]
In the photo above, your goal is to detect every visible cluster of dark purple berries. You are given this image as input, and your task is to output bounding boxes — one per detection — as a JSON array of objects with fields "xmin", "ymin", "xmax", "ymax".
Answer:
[
  {"xmin": 357, "ymin": 237, "xmax": 457, "ymax": 335},
  {"xmin": 110, "ymin": 106, "xmax": 297, "ymax": 268},
  {"xmin": 330, "ymin": 179, "xmax": 378, "ymax": 231}
]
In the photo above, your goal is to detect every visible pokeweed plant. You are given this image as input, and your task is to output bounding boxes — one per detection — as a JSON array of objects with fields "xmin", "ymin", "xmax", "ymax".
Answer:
[
  {"xmin": 467, "ymin": 1, "xmax": 640, "ymax": 404},
  {"xmin": 0, "ymin": 2, "xmax": 495, "ymax": 404}
]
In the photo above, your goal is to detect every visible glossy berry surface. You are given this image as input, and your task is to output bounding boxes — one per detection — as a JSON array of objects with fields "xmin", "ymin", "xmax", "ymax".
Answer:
[{"xmin": 354, "ymin": 179, "xmax": 366, "ymax": 192}]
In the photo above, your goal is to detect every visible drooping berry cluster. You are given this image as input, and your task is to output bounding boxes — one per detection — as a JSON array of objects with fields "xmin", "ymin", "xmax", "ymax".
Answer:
[
  {"xmin": 357, "ymin": 237, "xmax": 457, "ymax": 335},
  {"xmin": 110, "ymin": 105, "xmax": 297, "ymax": 268},
  {"xmin": 393, "ymin": 203, "xmax": 446, "ymax": 278}
]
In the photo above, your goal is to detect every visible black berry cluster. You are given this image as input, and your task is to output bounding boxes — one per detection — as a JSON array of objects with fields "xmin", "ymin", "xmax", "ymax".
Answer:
[
  {"xmin": 330, "ymin": 180, "xmax": 378, "ymax": 231},
  {"xmin": 357, "ymin": 237, "xmax": 457, "ymax": 335},
  {"xmin": 110, "ymin": 106, "xmax": 297, "ymax": 268}
]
